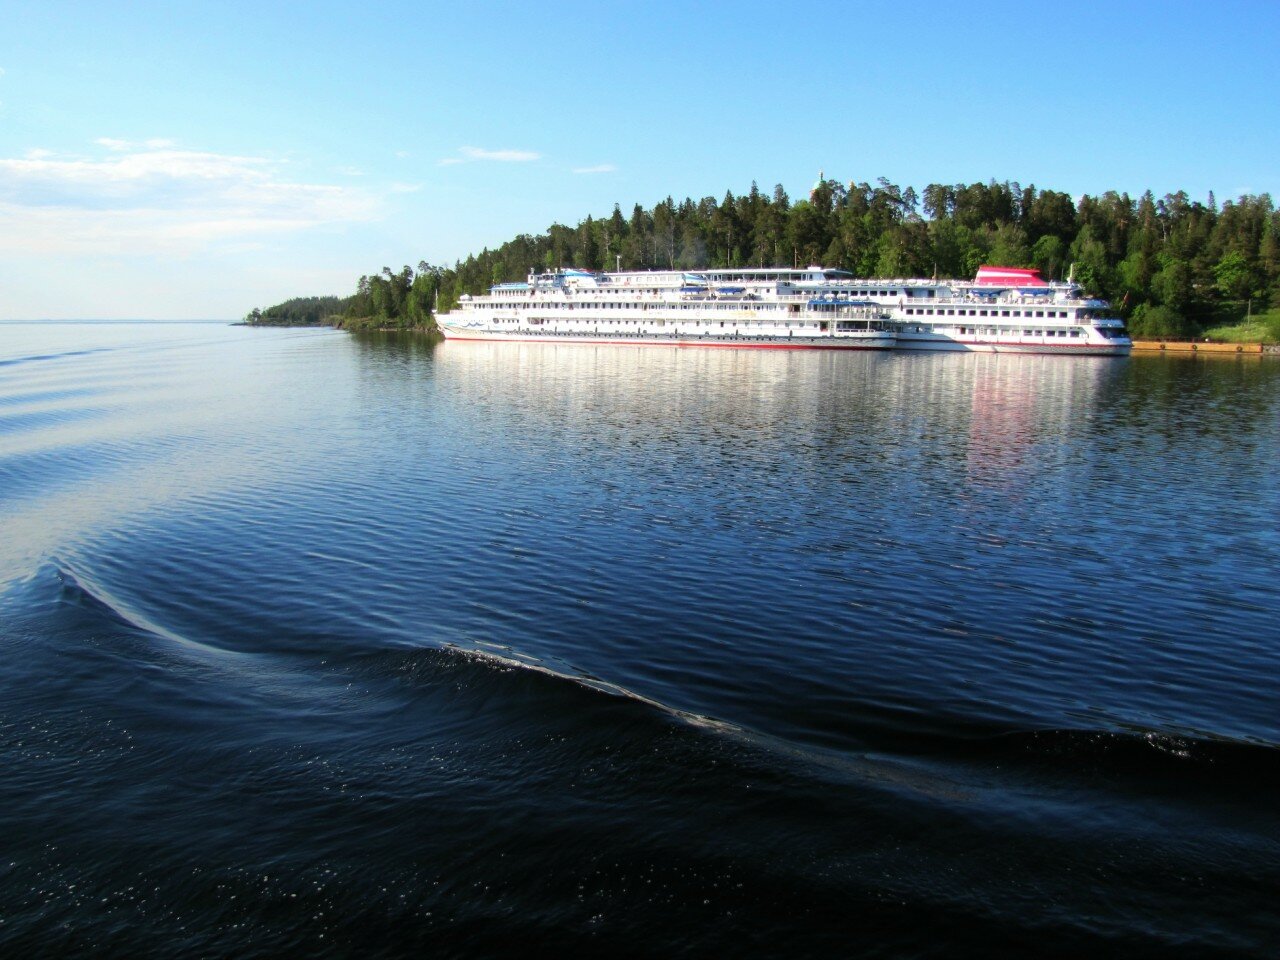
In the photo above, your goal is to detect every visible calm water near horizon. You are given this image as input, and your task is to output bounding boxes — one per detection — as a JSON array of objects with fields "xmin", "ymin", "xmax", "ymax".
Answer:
[{"xmin": 1, "ymin": 321, "xmax": 1278, "ymax": 958}]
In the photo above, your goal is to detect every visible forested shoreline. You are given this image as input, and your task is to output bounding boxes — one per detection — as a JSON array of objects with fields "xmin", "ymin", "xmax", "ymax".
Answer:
[{"xmin": 247, "ymin": 177, "xmax": 1280, "ymax": 341}]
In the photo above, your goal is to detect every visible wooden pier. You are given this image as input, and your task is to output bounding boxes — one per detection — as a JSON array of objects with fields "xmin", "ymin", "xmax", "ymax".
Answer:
[{"xmin": 1132, "ymin": 340, "xmax": 1265, "ymax": 354}]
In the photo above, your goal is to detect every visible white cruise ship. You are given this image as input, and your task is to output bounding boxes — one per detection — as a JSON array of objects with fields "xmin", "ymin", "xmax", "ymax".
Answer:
[
  {"xmin": 836, "ymin": 265, "xmax": 1131, "ymax": 355},
  {"xmin": 437, "ymin": 265, "xmax": 1130, "ymax": 356},
  {"xmin": 436, "ymin": 268, "xmax": 896, "ymax": 350},
  {"xmin": 762, "ymin": 261, "xmax": 1126, "ymax": 355},
  {"xmin": 625, "ymin": 264, "xmax": 1130, "ymax": 355}
]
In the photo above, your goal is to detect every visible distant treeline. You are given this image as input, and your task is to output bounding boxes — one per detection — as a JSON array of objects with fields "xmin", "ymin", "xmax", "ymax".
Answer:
[
  {"xmin": 245, "ymin": 296, "xmax": 347, "ymax": 326},
  {"xmin": 248, "ymin": 177, "xmax": 1280, "ymax": 339}
]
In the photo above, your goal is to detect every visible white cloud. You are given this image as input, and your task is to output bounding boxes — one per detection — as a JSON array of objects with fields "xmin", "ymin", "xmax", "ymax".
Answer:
[
  {"xmin": 573, "ymin": 164, "xmax": 617, "ymax": 175},
  {"xmin": 96, "ymin": 137, "xmax": 177, "ymax": 152},
  {"xmin": 462, "ymin": 146, "xmax": 540, "ymax": 162},
  {"xmin": 0, "ymin": 140, "xmax": 383, "ymax": 257},
  {"xmin": 439, "ymin": 145, "xmax": 541, "ymax": 165}
]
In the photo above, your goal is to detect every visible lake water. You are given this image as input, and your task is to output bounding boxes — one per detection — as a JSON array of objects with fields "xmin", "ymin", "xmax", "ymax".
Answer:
[{"xmin": 1, "ymin": 322, "xmax": 1278, "ymax": 958}]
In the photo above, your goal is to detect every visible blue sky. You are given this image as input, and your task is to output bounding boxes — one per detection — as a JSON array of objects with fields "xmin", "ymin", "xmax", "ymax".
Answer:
[{"xmin": 1, "ymin": 0, "xmax": 1277, "ymax": 318}]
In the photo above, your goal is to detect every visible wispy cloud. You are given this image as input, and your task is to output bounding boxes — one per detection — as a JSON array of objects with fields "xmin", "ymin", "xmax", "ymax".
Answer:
[
  {"xmin": 573, "ymin": 164, "xmax": 617, "ymax": 175},
  {"xmin": 439, "ymin": 145, "xmax": 541, "ymax": 166},
  {"xmin": 95, "ymin": 137, "xmax": 175, "ymax": 152},
  {"xmin": 0, "ymin": 139, "xmax": 382, "ymax": 257}
]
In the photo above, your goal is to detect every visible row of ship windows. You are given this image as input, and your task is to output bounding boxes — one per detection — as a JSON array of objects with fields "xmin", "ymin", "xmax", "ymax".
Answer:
[
  {"xmin": 492, "ymin": 318, "xmax": 1073, "ymax": 335},
  {"xmin": 496, "ymin": 289, "xmax": 907, "ymax": 299},
  {"xmin": 906, "ymin": 307, "xmax": 1069, "ymax": 318},
  {"xmin": 952, "ymin": 327, "xmax": 1082, "ymax": 337},
  {"xmin": 494, "ymin": 318, "xmax": 827, "ymax": 328},
  {"xmin": 496, "ymin": 290, "xmax": 669, "ymax": 298},
  {"xmin": 481, "ymin": 302, "xmax": 787, "ymax": 311}
]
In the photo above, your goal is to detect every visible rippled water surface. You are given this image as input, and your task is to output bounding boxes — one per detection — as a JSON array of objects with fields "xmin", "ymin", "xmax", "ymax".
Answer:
[{"xmin": 2, "ymin": 322, "xmax": 1278, "ymax": 958}]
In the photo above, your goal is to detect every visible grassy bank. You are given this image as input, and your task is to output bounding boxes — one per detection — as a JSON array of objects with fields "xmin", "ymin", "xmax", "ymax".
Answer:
[{"xmin": 1202, "ymin": 308, "xmax": 1280, "ymax": 344}]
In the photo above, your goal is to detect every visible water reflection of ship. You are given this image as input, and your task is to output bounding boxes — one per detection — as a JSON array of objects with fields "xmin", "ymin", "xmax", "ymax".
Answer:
[
  {"xmin": 433, "ymin": 345, "xmax": 1124, "ymax": 474},
  {"xmin": 808, "ymin": 351, "xmax": 1120, "ymax": 496},
  {"xmin": 434, "ymin": 340, "xmax": 904, "ymax": 453},
  {"xmin": 961, "ymin": 354, "xmax": 1118, "ymax": 491}
]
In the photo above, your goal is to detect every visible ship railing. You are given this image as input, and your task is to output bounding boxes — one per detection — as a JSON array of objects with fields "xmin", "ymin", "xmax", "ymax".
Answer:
[{"xmin": 899, "ymin": 294, "xmax": 1099, "ymax": 307}]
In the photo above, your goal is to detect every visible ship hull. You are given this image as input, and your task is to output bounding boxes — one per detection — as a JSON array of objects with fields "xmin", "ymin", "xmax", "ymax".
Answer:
[
  {"xmin": 438, "ymin": 325, "xmax": 896, "ymax": 350},
  {"xmin": 893, "ymin": 335, "xmax": 1130, "ymax": 356}
]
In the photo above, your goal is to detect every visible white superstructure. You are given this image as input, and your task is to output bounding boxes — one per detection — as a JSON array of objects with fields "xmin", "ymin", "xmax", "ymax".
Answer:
[
  {"xmin": 436, "ymin": 268, "xmax": 896, "ymax": 350},
  {"xmin": 794, "ymin": 264, "xmax": 1132, "ymax": 355}
]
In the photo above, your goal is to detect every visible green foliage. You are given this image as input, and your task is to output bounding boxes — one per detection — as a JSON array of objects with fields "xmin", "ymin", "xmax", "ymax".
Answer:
[
  {"xmin": 341, "ymin": 262, "xmax": 441, "ymax": 330},
  {"xmin": 1031, "ymin": 234, "xmax": 1067, "ymax": 280},
  {"xmin": 1069, "ymin": 225, "xmax": 1111, "ymax": 294},
  {"xmin": 245, "ymin": 296, "xmax": 350, "ymax": 325},
  {"xmin": 988, "ymin": 223, "xmax": 1030, "ymax": 268},
  {"xmin": 1213, "ymin": 250, "xmax": 1255, "ymax": 300},
  {"xmin": 1128, "ymin": 303, "xmax": 1194, "ymax": 339},
  {"xmin": 1151, "ymin": 255, "xmax": 1194, "ymax": 314}
]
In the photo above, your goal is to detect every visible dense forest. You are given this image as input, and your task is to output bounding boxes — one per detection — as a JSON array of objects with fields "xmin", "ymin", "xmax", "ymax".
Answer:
[{"xmin": 249, "ymin": 177, "xmax": 1280, "ymax": 340}]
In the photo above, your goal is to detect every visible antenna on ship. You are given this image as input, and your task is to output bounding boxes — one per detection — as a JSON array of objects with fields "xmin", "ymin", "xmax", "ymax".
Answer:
[
  {"xmin": 1067, "ymin": 262, "xmax": 1077, "ymax": 284},
  {"xmin": 616, "ymin": 254, "xmax": 621, "ymax": 272}
]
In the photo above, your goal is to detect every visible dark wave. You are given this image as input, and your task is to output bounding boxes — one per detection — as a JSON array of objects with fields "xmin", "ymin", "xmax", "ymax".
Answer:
[
  {"xmin": 342, "ymin": 641, "xmax": 741, "ymax": 741},
  {"xmin": 338, "ymin": 639, "xmax": 1280, "ymax": 807},
  {"xmin": 46, "ymin": 560, "xmax": 1280, "ymax": 799},
  {"xmin": 51, "ymin": 563, "xmax": 237, "ymax": 658},
  {"xmin": 0, "ymin": 386, "xmax": 103, "ymax": 408},
  {"xmin": 55, "ymin": 563, "xmax": 159, "ymax": 627},
  {"xmin": 0, "ymin": 347, "xmax": 111, "ymax": 367}
]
